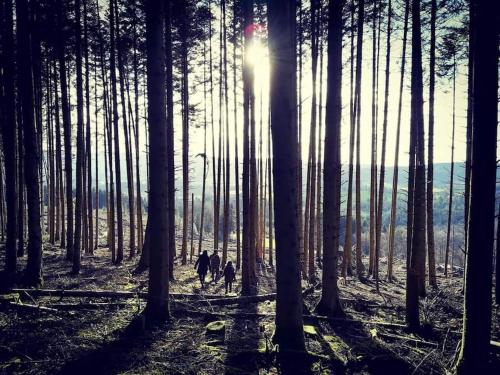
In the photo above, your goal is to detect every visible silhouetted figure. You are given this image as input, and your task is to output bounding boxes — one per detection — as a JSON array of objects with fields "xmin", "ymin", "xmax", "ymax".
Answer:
[
  {"xmin": 223, "ymin": 261, "xmax": 236, "ymax": 294},
  {"xmin": 194, "ymin": 250, "xmax": 210, "ymax": 288},
  {"xmin": 209, "ymin": 250, "xmax": 221, "ymax": 281}
]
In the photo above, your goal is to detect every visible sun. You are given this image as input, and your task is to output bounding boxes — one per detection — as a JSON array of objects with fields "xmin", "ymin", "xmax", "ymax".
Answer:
[{"xmin": 246, "ymin": 41, "xmax": 268, "ymax": 69}]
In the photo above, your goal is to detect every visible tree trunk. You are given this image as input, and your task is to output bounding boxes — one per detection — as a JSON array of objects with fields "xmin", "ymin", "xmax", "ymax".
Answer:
[
  {"xmin": 17, "ymin": 0, "xmax": 42, "ymax": 286},
  {"xmin": 463, "ymin": 3, "xmax": 474, "ymax": 261},
  {"xmin": 56, "ymin": 0, "xmax": 73, "ymax": 261},
  {"xmin": 232, "ymin": 0, "xmax": 241, "ymax": 270},
  {"xmin": 241, "ymin": 0, "xmax": 257, "ymax": 295},
  {"xmin": 354, "ymin": 0, "xmax": 365, "ymax": 276},
  {"xmin": 132, "ymin": 12, "xmax": 143, "ymax": 253},
  {"xmin": 72, "ymin": 0, "xmax": 84, "ymax": 275},
  {"xmin": 368, "ymin": 0, "xmax": 378, "ymax": 277},
  {"xmin": 444, "ymin": 59, "xmax": 456, "ymax": 278},
  {"xmin": 387, "ymin": 0, "xmax": 408, "ymax": 281},
  {"xmin": 496, "ymin": 200, "xmax": 500, "ymax": 306},
  {"xmin": 316, "ymin": 22, "xmax": 324, "ymax": 267},
  {"xmin": 144, "ymin": 0, "xmax": 170, "ymax": 324},
  {"xmin": 426, "ymin": 0, "xmax": 437, "ymax": 288},
  {"xmin": 221, "ymin": 0, "xmax": 230, "ymax": 267},
  {"xmin": 342, "ymin": 0, "xmax": 356, "ymax": 278},
  {"xmin": 109, "ymin": 0, "xmax": 124, "ymax": 264},
  {"xmin": 1, "ymin": 0, "xmax": 18, "ymax": 278},
  {"xmin": 114, "ymin": 0, "xmax": 135, "ymax": 259},
  {"xmin": 165, "ymin": 0, "xmax": 175, "ymax": 278},
  {"xmin": 375, "ymin": 0, "xmax": 392, "ymax": 291},
  {"xmin": 198, "ymin": 41, "xmax": 208, "ymax": 260},
  {"xmin": 268, "ymin": 0, "xmax": 305, "ymax": 352},
  {"xmin": 53, "ymin": 63, "xmax": 66, "ymax": 249},
  {"xmin": 406, "ymin": 0, "xmax": 426, "ymax": 331},
  {"xmin": 306, "ymin": 0, "xmax": 319, "ymax": 283},
  {"xmin": 180, "ymin": 0, "xmax": 189, "ymax": 266},
  {"xmin": 455, "ymin": 0, "xmax": 497, "ymax": 371},
  {"xmin": 315, "ymin": 0, "xmax": 343, "ymax": 317}
]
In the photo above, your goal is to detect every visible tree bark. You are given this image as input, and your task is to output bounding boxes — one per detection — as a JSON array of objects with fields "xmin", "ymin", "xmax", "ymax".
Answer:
[
  {"xmin": 444, "ymin": 59, "xmax": 456, "ymax": 278},
  {"xmin": 455, "ymin": 0, "xmax": 497, "ymax": 371},
  {"xmin": 375, "ymin": 0, "xmax": 392, "ymax": 291},
  {"xmin": 315, "ymin": 0, "xmax": 344, "ymax": 317},
  {"xmin": 17, "ymin": 0, "xmax": 42, "ymax": 286},
  {"xmin": 144, "ymin": 0, "xmax": 170, "ymax": 325},
  {"xmin": 1, "ymin": 0, "xmax": 17, "ymax": 277},
  {"xmin": 109, "ymin": 0, "xmax": 124, "ymax": 264},
  {"xmin": 406, "ymin": 0, "xmax": 426, "ymax": 331},
  {"xmin": 72, "ymin": 0, "xmax": 84, "ymax": 275},
  {"xmin": 114, "ymin": 0, "xmax": 135, "ymax": 259},
  {"xmin": 268, "ymin": 0, "xmax": 305, "ymax": 352},
  {"xmin": 387, "ymin": 0, "xmax": 408, "ymax": 281},
  {"xmin": 426, "ymin": 0, "xmax": 437, "ymax": 288},
  {"xmin": 354, "ymin": 0, "xmax": 365, "ymax": 276}
]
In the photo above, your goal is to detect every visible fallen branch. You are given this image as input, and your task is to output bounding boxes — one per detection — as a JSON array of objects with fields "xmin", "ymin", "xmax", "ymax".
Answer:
[
  {"xmin": 43, "ymin": 302, "xmax": 143, "ymax": 310},
  {"xmin": 376, "ymin": 331, "xmax": 439, "ymax": 347},
  {"xmin": 8, "ymin": 301, "xmax": 60, "ymax": 313}
]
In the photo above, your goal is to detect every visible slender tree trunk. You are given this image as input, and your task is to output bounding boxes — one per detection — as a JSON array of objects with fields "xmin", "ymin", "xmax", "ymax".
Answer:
[
  {"xmin": 132, "ymin": 13, "xmax": 143, "ymax": 253},
  {"xmin": 109, "ymin": 0, "xmax": 124, "ymax": 264},
  {"xmin": 241, "ymin": 0, "xmax": 257, "ymax": 295},
  {"xmin": 368, "ymin": 0, "xmax": 378, "ymax": 277},
  {"xmin": 56, "ymin": 0, "xmax": 73, "ymax": 261},
  {"xmin": 267, "ymin": 120, "xmax": 273, "ymax": 267},
  {"xmin": 444, "ymin": 59, "xmax": 456, "ymax": 278},
  {"xmin": 232, "ymin": 0, "xmax": 241, "ymax": 270},
  {"xmin": 165, "ymin": 0, "xmax": 175, "ymax": 278},
  {"xmin": 94, "ymin": 48, "xmax": 99, "ymax": 251},
  {"xmin": 83, "ymin": 0, "xmax": 93, "ymax": 255},
  {"xmin": 268, "ymin": 0, "xmax": 305, "ymax": 352},
  {"xmin": 144, "ymin": 0, "xmax": 170, "ymax": 324},
  {"xmin": 54, "ymin": 63, "xmax": 66, "ymax": 249},
  {"xmin": 387, "ymin": 0, "xmax": 408, "ymax": 281},
  {"xmin": 463, "ymin": 3, "xmax": 474, "ymax": 261},
  {"xmin": 221, "ymin": 0, "xmax": 230, "ymax": 267},
  {"xmin": 316, "ymin": 24, "xmax": 324, "ymax": 267},
  {"xmin": 374, "ymin": 0, "xmax": 392, "ymax": 291},
  {"xmin": 306, "ymin": 0, "xmax": 319, "ymax": 282},
  {"xmin": 354, "ymin": 0, "xmax": 365, "ymax": 275},
  {"xmin": 297, "ymin": 0, "xmax": 305, "ymax": 277},
  {"xmin": 47, "ymin": 68, "xmax": 55, "ymax": 245},
  {"xmin": 455, "ymin": 0, "xmax": 497, "ymax": 370},
  {"xmin": 426, "ymin": 0, "xmax": 437, "ymax": 288},
  {"xmin": 180, "ymin": 0, "xmax": 189, "ymax": 266},
  {"xmin": 17, "ymin": 104, "xmax": 24, "ymax": 258},
  {"xmin": 342, "ymin": 0, "xmax": 356, "ymax": 278},
  {"xmin": 496, "ymin": 200, "xmax": 500, "ymax": 306},
  {"xmin": 72, "ymin": 0, "xmax": 85, "ymax": 274},
  {"xmin": 113, "ymin": 0, "xmax": 135, "ymax": 259},
  {"xmin": 198, "ymin": 41, "xmax": 208, "ymax": 259}
]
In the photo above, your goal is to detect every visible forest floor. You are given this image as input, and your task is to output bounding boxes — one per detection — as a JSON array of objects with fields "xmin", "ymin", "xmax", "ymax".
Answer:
[{"xmin": 0, "ymin": 235, "xmax": 499, "ymax": 374}]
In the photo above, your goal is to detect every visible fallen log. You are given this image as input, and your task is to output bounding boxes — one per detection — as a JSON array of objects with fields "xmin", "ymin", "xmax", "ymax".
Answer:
[
  {"xmin": 10, "ymin": 288, "xmax": 229, "ymax": 300},
  {"xmin": 7, "ymin": 284, "xmax": 317, "ymax": 307}
]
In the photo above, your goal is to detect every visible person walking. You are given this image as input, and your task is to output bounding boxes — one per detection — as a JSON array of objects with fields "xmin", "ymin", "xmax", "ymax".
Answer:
[
  {"xmin": 209, "ymin": 250, "xmax": 221, "ymax": 281},
  {"xmin": 194, "ymin": 250, "xmax": 210, "ymax": 288},
  {"xmin": 222, "ymin": 261, "xmax": 236, "ymax": 294}
]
